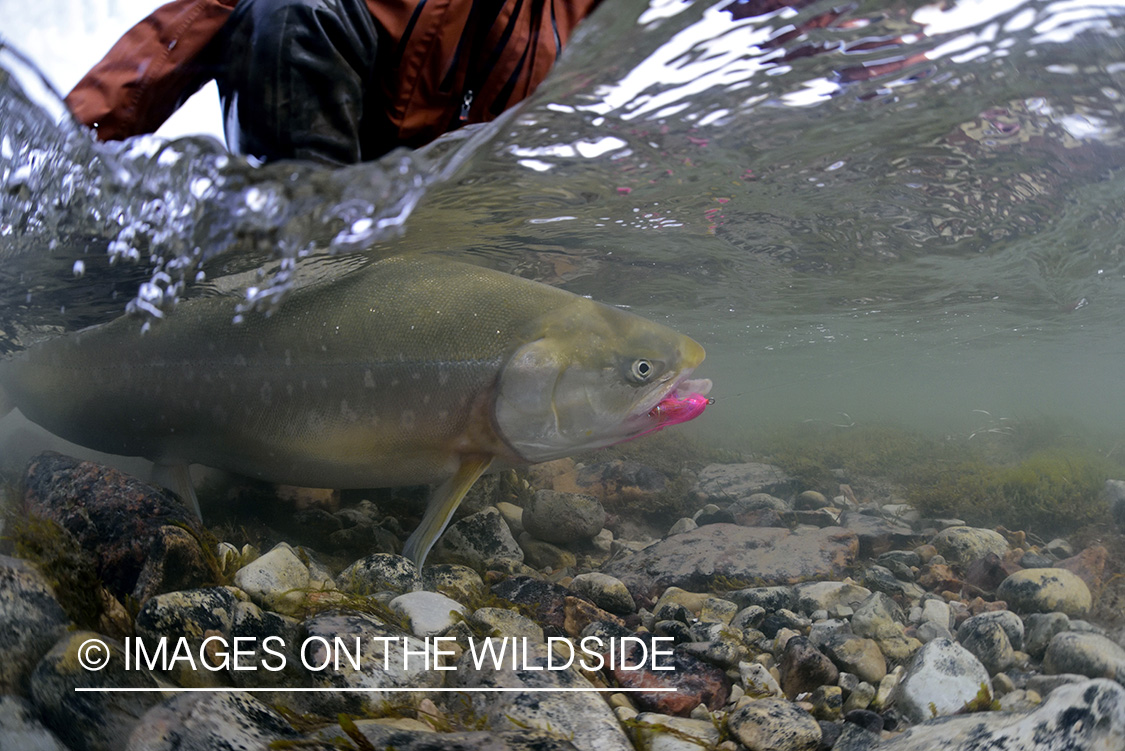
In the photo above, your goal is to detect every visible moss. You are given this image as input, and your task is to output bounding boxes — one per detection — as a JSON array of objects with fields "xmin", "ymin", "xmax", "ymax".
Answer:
[
  {"xmin": 909, "ymin": 449, "xmax": 1114, "ymax": 535},
  {"xmin": 960, "ymin": 682, "xmax": 999, "ymax": 713},
  {"xmin": 4, "ymin": 510, "xmax": 104, "ymax": 628}
]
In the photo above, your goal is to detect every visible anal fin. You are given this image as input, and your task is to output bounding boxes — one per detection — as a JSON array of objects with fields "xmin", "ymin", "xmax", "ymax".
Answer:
[
  {"xmin": 402, "ymin": 455, "xmax": 492, "ymax": 567},
  {"xmin": 151, "ymin": 462, "xmax": 201, "ymax": 519}
]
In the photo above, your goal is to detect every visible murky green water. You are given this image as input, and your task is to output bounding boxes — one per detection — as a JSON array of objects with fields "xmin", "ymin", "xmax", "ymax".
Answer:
[{"xmin": 3, "ymin": 0, "xmax": 1125, "ymax": 448}]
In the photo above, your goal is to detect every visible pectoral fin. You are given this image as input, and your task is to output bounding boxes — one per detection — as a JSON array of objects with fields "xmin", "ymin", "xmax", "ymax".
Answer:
[
  {"xmin": 151, "ymin": 462, "xmax": 201, "ymax": 519},
  {"xmin": 402, "ymin": 455, "xmax": 492, "ymax": 567}
]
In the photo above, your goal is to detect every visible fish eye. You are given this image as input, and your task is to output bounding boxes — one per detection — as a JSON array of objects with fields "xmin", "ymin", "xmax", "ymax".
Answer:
[{"xmin": 628, "ymin": 358, "xmax": 656, "ymax": 383}]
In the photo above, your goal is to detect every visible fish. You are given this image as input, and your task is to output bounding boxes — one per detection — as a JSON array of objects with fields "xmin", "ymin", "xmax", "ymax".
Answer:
[{"xmin": 0, "ymin": 255, "xmax": 711, "ymax": 565}]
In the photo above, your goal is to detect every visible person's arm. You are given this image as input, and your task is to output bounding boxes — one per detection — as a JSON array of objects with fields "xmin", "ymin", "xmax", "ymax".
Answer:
[{"xmin": 65, "ymin": 0, "xmax": 238, "ymax": 141}]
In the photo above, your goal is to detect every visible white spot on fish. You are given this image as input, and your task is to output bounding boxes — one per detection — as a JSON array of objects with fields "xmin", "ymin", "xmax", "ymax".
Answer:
[
  {"xmin": 364, "ymin": 370, "xmax": 376, "ymax": 388},
  {"xmin": 341, "ymin": 400, "xmax": 358, "ymax": 422}
]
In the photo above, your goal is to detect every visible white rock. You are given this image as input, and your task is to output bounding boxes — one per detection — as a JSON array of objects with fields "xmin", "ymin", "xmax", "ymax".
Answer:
[
  {"xmin": 892, "ymin": 638, "xmax": 991, "ymax": 723},
  {"xmin": 390, "ymin": 591, "xmax": 468, "ymax": 637}
]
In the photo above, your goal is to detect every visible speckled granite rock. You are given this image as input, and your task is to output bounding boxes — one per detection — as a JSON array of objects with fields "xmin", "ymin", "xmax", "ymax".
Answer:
[
  {"xmin": 30, "ymin": 631, "xmax": 162, "ymax": 751},
  {"xmin": 0, "ymin": 555, "xmax": 69, "ymax": 692},
  {"xmin": 632, "ymin": 712, "xmax": 721, "ymax": 751},
  {"xmin": 337, "ymin": 553, "xmax": 420, "ymax": 594},
  {"xmin": 433, "ymin": 507, "xmax": 524, "ymax": 568},
  {"xmin": 0, "ymin": 694, "xmax": 69, "ymax": 751},
  {"xmin": 451, "ymin": 642, "xmax": 632, "ymax": 751},
  {"xmin": 23, "ymin": 452, "xmax": 211, "ymax": 603},
  {"xmin": 727, "ymin": 697, "xmax": 821, "ymax": 751},
  {"xmin": 930, "ymin": 526, "xmax": 1008, "ymax": 565},
  {"xmin": 289, "ymin": 611, "xmax": 444, "ymax": 715},
  {"xmin": 306, "ymin": 720, "xmax": 583, "ymax": 750},
  {"xmin": 996, "ymin": 568, "xmax": 1092, "ymax": 617},
  {"xmin": 133, "ymin": 586, "xmax": 245, "ymax": 687},
  {"xmin": 602, "ymin": 524, "xmax": 858, "ymax": 596},
  {"xmin": 875, "ymin": 679, "xmax": 1125, "ymax": 751},
  {"xmin": 1043, "ymin": 631, "xmax": 1125, "ymax": 682},
  {"xmin": 126, "ymin": 691, "xmax": 298, "ymax": 751},
  {"xmin": 609, "ymin": 639, "xmax": 731, "ymax": 716}
]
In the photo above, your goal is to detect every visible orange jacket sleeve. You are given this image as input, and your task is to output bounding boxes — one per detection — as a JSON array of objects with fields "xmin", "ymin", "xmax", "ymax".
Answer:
[{"xmin": 65, "ymin": 0, "xmax": 238, "ymax": 141}]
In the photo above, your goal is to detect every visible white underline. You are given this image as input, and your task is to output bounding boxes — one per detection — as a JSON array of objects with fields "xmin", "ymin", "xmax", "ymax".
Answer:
[{"xmin": 74, "ymin": 687, "xmax": 677, "ymax": 693}]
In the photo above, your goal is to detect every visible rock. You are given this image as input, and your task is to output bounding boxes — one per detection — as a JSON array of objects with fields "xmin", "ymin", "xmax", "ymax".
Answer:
[
  {"xmin": 522, "ymin": 490, "xmax": 605, "ymax": 544},
  {"xmin": 30, "ymin": 631, "xmax": 162, "ymax": 751},
  {"xmin": 518, "ymin": 533, "xmax": 577, "ymax": 570},
  {"xmin": 996, "ymin": 568, "xmax": 1092, "ymax": 617},
  {"xmin": 495, "ymin": 501, "xmax": 525, "ymax": 537},
  {"xmin": 810, "ymin": 684, "xmax": 843, "ymax": 720},
  {"xmin": 308, "ymin": 721, "xmax": 582, "ymax": 750},
  {"xmin": 1057, "ymin": 545, "xmax": 1108, "ymax": 589},
  {"xmin": 232, "ymin": 542, "xmax": 335, "ymax": 616},
  {"xmin": 957, "ymin": 616, "xmax": 1015, "ymax": 675},
  {"xmin": 491, "ymin": 576, "xmax": 573, "ymax": 637},
  {"xmin": 794, "ymin": 581, "xmax": 871, "ymax": 616},
  {"xmin": 469, "ymin": 608, "xmax": 544, "ymax": 641},
  {"xmin": 931, "ymin": 526, "xmax": 1008, "ymax": 565},
  {"xmin": 851, "ymin": 593, "xmax": 921, "ymax": 664},
  {"xmin": 292, "ymin": 611, "xmax": 443, "ymax": 715},
  {"xmin": 892, "ymin": 638, "xmax": 992, "ymax": 723},
  {"xmin": 839, "ymin": 513, "xmax": 922, "ymax": 558},
  {"xmin": 820, "ymin": 634, "xmax": 887, "ymax": 685},
  {"xmin": 390, "ymin": 590, "xmax": 468, "ymax": 636},
  {"xmin": 1045, "ymin": 538, "xmax": 1074, "ymax": 558},
  {"xmin": 563, "ymin": 596, "xmax": 625, "ymax": 637},
  {"xmin": 862, "ymin": 564, "xmax": 923, "ymax": 600},
  {"xmin": 23, "ymin": 452, "xmax": 211, "ymax": 603},
  {"xmin": 632, "ymin": 713, "xmax": 721, "ymax": 751},
  {"xmin": 602, "ymin": 524, "xmax": 857, "ymax": 596},
  {"xmin": 0, "ymin": 555, "xmax": 70, "ymax": 692},
  {"xmin": 0, "ymin": 694, "xmax": 69, "ymax": 751},
  {"xmin": 696, "ymin": 507, "xmax": 739, "ymax": 527},
  {"xmin": 958, "ymin": 610, "xmax": 1024, "ymax": 650},
  {"xmin": 729, "ymin": 586, "xmax": 794, "ymax": 612},
  {"xmin": 1043, "ymin": 631, "xmax": 1125, "ymax": 682},
  {"xmin": 699, "ymin": 596, "xmax": 739, "ymax": 624},
  {"xmin": 421, "ymin": 564, "xmax": 484, "ymax": 602},
  {"xmin": 1026, "ymin": 673, "xmax": 1088, "ymax": 696},
  {"xmin": 796, "ymin": 491, "xmax": 830, "ymax": 510},
  {"xmin": 1020, "ymin": 550, "xmax": 1054, "ymax": 568},
  {"xmin": 874, "ymin": 679, "xmax": 1125, "ymax": 751},
  {"xmin": 452, "ymin": 641, "xmax": 632, "ymax": 751},
  {"xmin": 133, "ymin": 586, "xmax": 243, "ymax": 687},
  {"xmin": 337, "ymin": 553, "xmax": 420, "ymax": 594},
  {"xmin": 919, "ymin": 599, "xmax": 954, "ymax": 633},
  {"xmin": 962, "ymin": 552, "xmax": 1016, "ymax": 595},
  {"xmin": 610, "ymin": 639, "xmax": 730, "ymax": 716},
  {"xmin": 126, "ymin": 691, "xmax": 298, "ymax": 751},
  {"xmin": 727, "ymin": 698, "xmax": 821, "ymax": 751},
  {"xmin": 739, "ymin": 661, "xmax": 783, "ymax": 698},
  {"xmin": 433, "ymin": 507, "xmax": 524, "ymax": 568},
  {"xmin": 1025, "ymin": 612, "xmax": 1070, "ymax": 658},
  {"xmin": 843, "ymin": 681, "xmax": 876, "ymax": 713},
  {"xmin": 693, "ymin": 463, "xmax": 798, "ymax": 503},
  {"xmin": 667, "ymin": 517, "xmax": 698, "ymax": 535},
  {"xmin": 226, "ymin": 601, "xmax": 303, "ymax": 690},
  {"xmin": 566, "ymin": 573, "xmax": 635, "ymax": 616},
  {"xmin": 778, "ymin": 636, "xmax": 839, "ymax": 699}
]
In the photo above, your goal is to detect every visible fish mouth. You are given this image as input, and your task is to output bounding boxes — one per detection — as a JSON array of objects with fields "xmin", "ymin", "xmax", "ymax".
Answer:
[{"xmin": 617, "ymin": 374, "xmax": 713, "ymax": 446}]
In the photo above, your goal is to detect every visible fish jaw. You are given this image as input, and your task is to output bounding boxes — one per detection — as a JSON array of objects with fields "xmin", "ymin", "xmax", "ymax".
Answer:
[{"xmin": 617, "ymin": 377, "xmax": 713, "ymax": 445}]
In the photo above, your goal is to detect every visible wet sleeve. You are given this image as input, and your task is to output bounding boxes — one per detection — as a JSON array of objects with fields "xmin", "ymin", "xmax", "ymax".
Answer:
[{"xmin": 65, "ymin": 0, "xmax": 238, "ymax": 141}]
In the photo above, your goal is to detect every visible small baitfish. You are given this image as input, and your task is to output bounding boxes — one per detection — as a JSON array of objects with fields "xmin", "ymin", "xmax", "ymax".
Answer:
[{"xmin": 0, "ymin": 255, "xmax": 711, "ymax": 564}]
